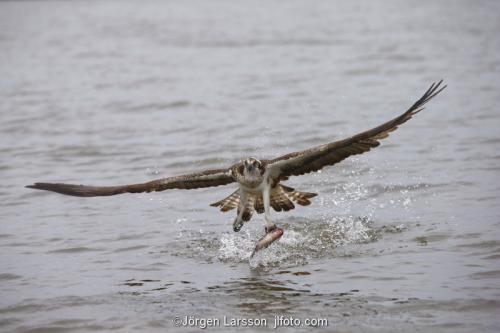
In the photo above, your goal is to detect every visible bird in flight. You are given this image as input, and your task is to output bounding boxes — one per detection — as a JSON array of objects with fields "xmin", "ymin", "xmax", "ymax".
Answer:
[{"xmin": 27, "ymin": 81, "xmax": 445, "ymax": 251}]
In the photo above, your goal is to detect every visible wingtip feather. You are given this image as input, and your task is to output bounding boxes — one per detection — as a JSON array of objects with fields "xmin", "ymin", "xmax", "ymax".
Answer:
[{"xmin": 26, "ymin": 183, "xmax": 44, "ymax": 190}]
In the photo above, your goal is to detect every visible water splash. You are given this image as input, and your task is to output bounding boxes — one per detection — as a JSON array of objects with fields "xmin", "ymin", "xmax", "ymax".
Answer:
[{"xmin": 168, "ymin": 215, "xmax": 383, "ymax": 268}]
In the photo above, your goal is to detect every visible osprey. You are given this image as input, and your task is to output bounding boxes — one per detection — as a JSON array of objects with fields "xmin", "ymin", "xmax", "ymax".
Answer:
[{"xmin": 27, "ymin": 81, "xmax": 445, "ymax": 237}]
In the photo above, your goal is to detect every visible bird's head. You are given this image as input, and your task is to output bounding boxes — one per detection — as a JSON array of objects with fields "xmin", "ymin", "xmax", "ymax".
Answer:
[{"xmin": 243, "ymin": 157, "xmax": 262, "ymax": 174}]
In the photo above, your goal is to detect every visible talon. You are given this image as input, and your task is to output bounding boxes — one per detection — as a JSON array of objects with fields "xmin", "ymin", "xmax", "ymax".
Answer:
[
  {"xmin": 265, "ymin": 224, "xmax": 277, "ymax": 233},
  {"xmin": 233, "ymin": 219, "xmax": 243, "ymax": 232}
]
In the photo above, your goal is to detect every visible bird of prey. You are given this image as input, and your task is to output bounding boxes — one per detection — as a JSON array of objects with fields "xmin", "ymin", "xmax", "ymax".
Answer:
[{"xmin": 27, "ymin": 81, "xmax": 445, "ymax": 238}]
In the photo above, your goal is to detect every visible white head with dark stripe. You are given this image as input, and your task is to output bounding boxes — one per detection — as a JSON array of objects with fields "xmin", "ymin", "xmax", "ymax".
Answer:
[{"xmin": 242, "ymin": 157, "xmax": 264, "ymax": 181}]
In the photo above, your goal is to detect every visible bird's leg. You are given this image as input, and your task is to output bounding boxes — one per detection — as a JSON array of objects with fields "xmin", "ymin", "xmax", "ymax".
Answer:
[
  {"xmin": 233, "ymin": 189, "xmax": 247, "ymax": 232},
  {"xmin": 263, "ymin": 184, "xmax": 276, "ymax": 233}
]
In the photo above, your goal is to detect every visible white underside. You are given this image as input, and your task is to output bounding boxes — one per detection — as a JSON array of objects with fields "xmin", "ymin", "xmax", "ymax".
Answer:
[{"xmin": 237, "ymin": 172, "xmax": 274, "ymax": 229}]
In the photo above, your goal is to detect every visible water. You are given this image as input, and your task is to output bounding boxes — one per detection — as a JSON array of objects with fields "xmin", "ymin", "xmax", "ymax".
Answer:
[{"xmin": 1, "ymin": 0, "xmax": 500, "ymax": 332}]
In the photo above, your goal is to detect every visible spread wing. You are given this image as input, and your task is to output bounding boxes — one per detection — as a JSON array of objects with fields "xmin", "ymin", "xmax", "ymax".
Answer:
[
  {"xmin": 266, "ymin": 80, "xmax": 446, "ymax": 181},
  {"xmin": 26, "ymin": 168, "xmax": 235, "ymax": 197}
]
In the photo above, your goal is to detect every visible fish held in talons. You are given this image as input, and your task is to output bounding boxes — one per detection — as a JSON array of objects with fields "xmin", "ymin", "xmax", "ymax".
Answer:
[{"xmin": 250, "ymin": 228, "xmax": 284, "ymax": 258}]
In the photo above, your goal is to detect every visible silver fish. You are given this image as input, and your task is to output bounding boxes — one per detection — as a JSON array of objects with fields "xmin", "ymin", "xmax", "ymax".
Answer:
[{"xmin": 250, "ymin": 228, "xmax": 284, "ymax": 257}]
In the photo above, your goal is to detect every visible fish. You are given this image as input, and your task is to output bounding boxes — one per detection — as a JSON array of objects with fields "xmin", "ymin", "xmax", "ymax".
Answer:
[{"xmin": 250, "ymin": 228, "xmax": 284, "ymax": 258}]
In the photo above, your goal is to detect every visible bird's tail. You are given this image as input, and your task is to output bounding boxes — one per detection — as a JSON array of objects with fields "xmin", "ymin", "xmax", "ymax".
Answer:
[
  {"xmin": 280, "ymin": 185, "xmax": 318, "ymax": 207},
  {"xmin": 210, "ymin": 185, "xmax": 317, "ymax": 213},
  {"xmin": 210, "ymin": 189, "xmax": 240, "ymax": 211}
]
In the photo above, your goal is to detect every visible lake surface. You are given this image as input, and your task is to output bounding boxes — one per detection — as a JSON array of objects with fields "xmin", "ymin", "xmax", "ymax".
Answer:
[{"xmin": 1, "ymin": 0, "xmax": 500, "ymax": 332}]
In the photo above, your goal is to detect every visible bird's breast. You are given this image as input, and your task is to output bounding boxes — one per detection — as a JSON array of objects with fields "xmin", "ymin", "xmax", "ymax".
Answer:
[{"xmin": 238, "ymin": 177, "xmax": 266, "ymax": 193}]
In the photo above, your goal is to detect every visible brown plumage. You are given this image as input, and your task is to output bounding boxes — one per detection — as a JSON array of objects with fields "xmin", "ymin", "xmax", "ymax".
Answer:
[
  {"xmin": 264, "ymin": 80, "xmax": 446, "ymax": 182},
  {"xmin": 210, "ymin": 185, "xmax": 318, "ymax": 214},
  {"xmin": 26, "ymin": 168, "xmax": 234, "ymax": 197},
  {"xmin": 26, "ymin": 81, "xmax": 446, "ymax": 233}
]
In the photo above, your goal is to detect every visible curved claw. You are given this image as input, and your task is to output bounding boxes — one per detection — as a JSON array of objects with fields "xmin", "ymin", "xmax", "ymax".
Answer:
[
  {"xmin": 264, "ymin": 224, "xmax": 277, "ymax": 234},
  {"xmin": 233, "ymin": 219, "xmax": 243, "ymax": 232}
]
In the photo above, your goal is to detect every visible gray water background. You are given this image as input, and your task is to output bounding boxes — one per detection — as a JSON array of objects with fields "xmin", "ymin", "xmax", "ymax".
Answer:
[{"xmin": 1, "ymin": 0, "xmax": 500, "ymax": 332}]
